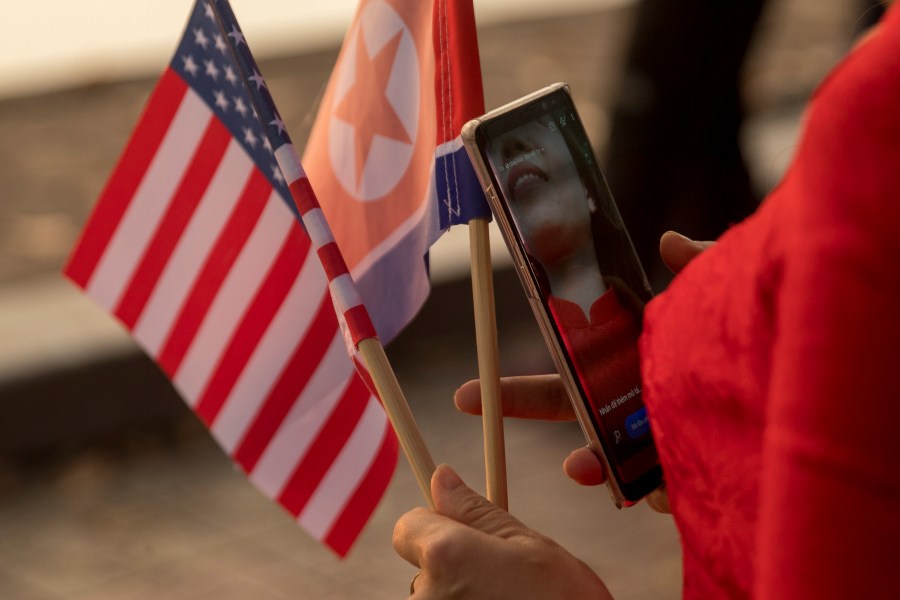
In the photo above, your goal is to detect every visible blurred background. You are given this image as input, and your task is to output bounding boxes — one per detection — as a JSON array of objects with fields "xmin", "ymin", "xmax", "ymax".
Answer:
[{"xmin": 0, "ymin": 0, "xmax": 878, "ymax": 598}]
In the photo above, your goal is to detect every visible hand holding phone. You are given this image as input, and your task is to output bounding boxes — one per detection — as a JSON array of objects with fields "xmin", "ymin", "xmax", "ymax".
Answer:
[{"xmin": 462, "ymin": 83, "xmax": 662, "ymax": 506}]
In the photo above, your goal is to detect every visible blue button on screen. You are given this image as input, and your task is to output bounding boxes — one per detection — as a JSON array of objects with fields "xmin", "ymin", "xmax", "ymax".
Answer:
[{"xmin": 625, "ymin": 407, "xmax": 650, "ymax": 439}]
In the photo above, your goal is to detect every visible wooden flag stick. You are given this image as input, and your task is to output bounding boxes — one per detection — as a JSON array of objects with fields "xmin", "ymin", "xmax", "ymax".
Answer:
[
  {"xmin": 468, "ymin": 218, "xmax": 508, "ymax": 510},
  {"xmin": 358, "ymin": 337, "xmax": 437, "ymax": 510}
]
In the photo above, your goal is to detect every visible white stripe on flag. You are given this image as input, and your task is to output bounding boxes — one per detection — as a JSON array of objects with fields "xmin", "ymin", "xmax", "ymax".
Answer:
[
  {"xmin": 435, "ymin": 135, "xmax": 465, "ymax": 157},
  {"xmin": 250, "ymin": 333, "xmax": 355, "ymax": 498},
  {"xmin": 212, "ymin": 249, "xmax": 329, "ymax": 452},
  {"xmin": 298, "ymin": 399, "xmax": 390, "ymax": 541},
  {"xmin": 173, "ymin": 193, "xmax": 294, "ymax": 404},
  {"xmin": 133, "ymin": 140, "xmax": 255, "ymax": 354},
  {"xmin": 86, "ymin": 90, "xmax": 211, "ymax": 310},
  {"xmin": 274, "ymin": 143, "xmax": 305, "ymax": 184},
  {"xmin": 348, "ymin": 186, "xmax": 431, "ymax": 279},
  {"xmin": 302, "ymin": 208, "xmax": 334, "ymax": 249},
  {"xmin": 329, "ymin": 273, "xmax": 364, "ymax": 313}
]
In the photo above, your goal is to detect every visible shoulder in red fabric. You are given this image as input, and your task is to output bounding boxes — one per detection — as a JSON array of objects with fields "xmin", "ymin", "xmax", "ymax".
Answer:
[{"xmin": 640, "ymin": 7, "xmax": 900, "ymax": 599}]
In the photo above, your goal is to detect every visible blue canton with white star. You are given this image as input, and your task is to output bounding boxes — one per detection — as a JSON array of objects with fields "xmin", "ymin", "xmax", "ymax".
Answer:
[{"xmin": 171, "ymin": 1, "xmax": 291, "ymax": 205}]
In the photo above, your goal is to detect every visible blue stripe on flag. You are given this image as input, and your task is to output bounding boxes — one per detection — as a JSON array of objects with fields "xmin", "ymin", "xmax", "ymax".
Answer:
[{"xmin": 435, "ymin": 143, "xmax": 491, "ymax": 230}]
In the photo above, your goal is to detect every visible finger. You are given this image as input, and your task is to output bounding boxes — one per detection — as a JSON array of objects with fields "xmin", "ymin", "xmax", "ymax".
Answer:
[
  {"xmin": 431, "ymin": 465, "xmax": 533, "ymax": 539},
  {"xmin": 393, "ymin": 506, "xmax": 476, "ymax": 568},
  {"xmin": 563, "ymin": 447, "xmax": 607, "ymax": 486},
  {"xmin": 393, "ymin": 497, "xmax": 509, "ymax": 587},
  {"xmin": 659, "ymin": 231, "xmax": 714, "ymax": 275},
  {"xmin": 393, "ymin": 507, "xmax": 434, "ymax": 567},
  {"xmin": 454, "ymin": 374, "xmax": 576, "ymax": 421}
]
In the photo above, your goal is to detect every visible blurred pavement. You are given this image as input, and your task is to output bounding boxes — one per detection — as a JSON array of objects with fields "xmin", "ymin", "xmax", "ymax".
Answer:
[{"xmin": 0, "ymin": 1, "xmax": 863, "ymax": 598}]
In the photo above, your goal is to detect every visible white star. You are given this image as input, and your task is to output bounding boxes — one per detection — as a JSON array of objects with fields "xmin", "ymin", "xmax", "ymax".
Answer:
[
  {"xmin": 228, "ymin": 25, "xmax": 245, "ymax": 46},
  {"xmin": 214, "ymin": 90, "xmax": 229, "ymax": 112},
  {"xmin": 204, "ymin": 59, "xmax": 220, "ymax": 80},
  {"xmin": 224, "ymin": 65, "xmax": 239, "ymax": 87},
  {"xmin": 271, "ymin": 164, "xmax": 284, "ymax": 184},
  {"xmin": 204, "ymin": 3, "xmax": 215, "ymax": 21},
  {"xmin": 269, "ymin": 113, "xmax": 287, "ymax": 136},
  {"xmin": 181, "ymin": 55, "xmax": 199, "ymax": 77},
  {"xmin": 243, "ymin": 127, "xmax": 258, "ymax": 148},
  {"xmin": 263, "ymin": 137, "xmax": 273, "ymax": 154},
  {"xmin": 234, "ymin": 96, "xmax": 249, "ymax": 117},
  {"xmin": 248, "ymin": 69, "xmax": 266, "ymax": 90},
  {"xmin": 214, "ymin": 34, "xmax": 228, "ymax": 55},
  {"xmin": 193, "ymin": 27, "xmax": 210, "ymax": 50}
]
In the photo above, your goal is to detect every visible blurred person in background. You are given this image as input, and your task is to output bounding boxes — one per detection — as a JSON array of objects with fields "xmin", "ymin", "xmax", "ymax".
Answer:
[{"xmin": 603, "ymin": 0, "xmax": 885, "ymax": 290}]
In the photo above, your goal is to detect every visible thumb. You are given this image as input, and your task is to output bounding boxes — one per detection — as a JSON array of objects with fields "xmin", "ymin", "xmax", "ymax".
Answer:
[
  {"xmin": 431, "ymin": 465, "xmax": 529, "ymax": 540},
  {"xmin": 660, "ymin": 231, "xmax": 714, "ymax": 275}
]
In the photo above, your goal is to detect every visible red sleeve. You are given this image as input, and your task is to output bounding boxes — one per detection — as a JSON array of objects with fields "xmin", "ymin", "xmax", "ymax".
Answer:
[{"xmin": 755, "ymin": 11, "xmax": 900, "ymax": 597}]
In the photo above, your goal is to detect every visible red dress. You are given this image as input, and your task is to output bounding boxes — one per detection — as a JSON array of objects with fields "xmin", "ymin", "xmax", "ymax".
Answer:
[{"xmin": 640, "ymin": 7, "xmax": 900, "ymax": 599}]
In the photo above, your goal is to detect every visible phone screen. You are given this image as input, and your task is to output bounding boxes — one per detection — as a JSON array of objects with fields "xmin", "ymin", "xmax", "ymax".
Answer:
[{"xmin": 472, "ymin": 87, "xmax": 661, "ymax": 501}]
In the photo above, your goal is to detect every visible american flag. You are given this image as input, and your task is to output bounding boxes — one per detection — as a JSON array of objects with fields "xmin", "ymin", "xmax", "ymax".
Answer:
[{"xmin": 64, "ymin": 0, "xmax": 397, "ymax": 556}]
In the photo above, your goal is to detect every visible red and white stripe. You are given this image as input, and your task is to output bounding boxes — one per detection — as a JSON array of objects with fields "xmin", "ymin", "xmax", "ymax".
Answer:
[
  {"xmin": 64, "ymin": 69, "xmax": 397, "ymax": 556},
  {"xmin": 274, "ymin": 143, "xmax": 378, "ymax": 348}
]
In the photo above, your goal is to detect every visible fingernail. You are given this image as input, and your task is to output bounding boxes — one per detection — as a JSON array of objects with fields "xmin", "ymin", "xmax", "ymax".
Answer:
[
  {"xmin": 452, "ymin": 388, "xmax": 462, "ymax": 408},
  {"xmin": 452, "ymin": 389, "xmax": 476, "ymax": 415},
  {"xmin": 434, "ymin": 465, "xmax": 464, "ymax": 491}
]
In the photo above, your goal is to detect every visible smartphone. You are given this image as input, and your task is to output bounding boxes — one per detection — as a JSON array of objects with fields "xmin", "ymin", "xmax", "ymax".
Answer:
[{"xmin": 462, "ymin": 83, "xmax": 662, "ymax": 506}]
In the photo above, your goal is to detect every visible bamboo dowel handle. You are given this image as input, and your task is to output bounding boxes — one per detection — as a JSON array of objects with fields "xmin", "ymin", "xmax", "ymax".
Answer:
[
  {"xmin": 469, "ymin": 218, "xmax": 508, "ymax": 510},
  {"xmin": 358, "ymin": 337, "xmax": 436, "ymax": 510}
]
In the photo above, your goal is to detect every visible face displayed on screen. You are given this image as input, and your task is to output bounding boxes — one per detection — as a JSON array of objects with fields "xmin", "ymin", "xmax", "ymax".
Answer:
[{"xmin": 485, "ymin": 119, "xmax": 595, "ymax": 271}]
